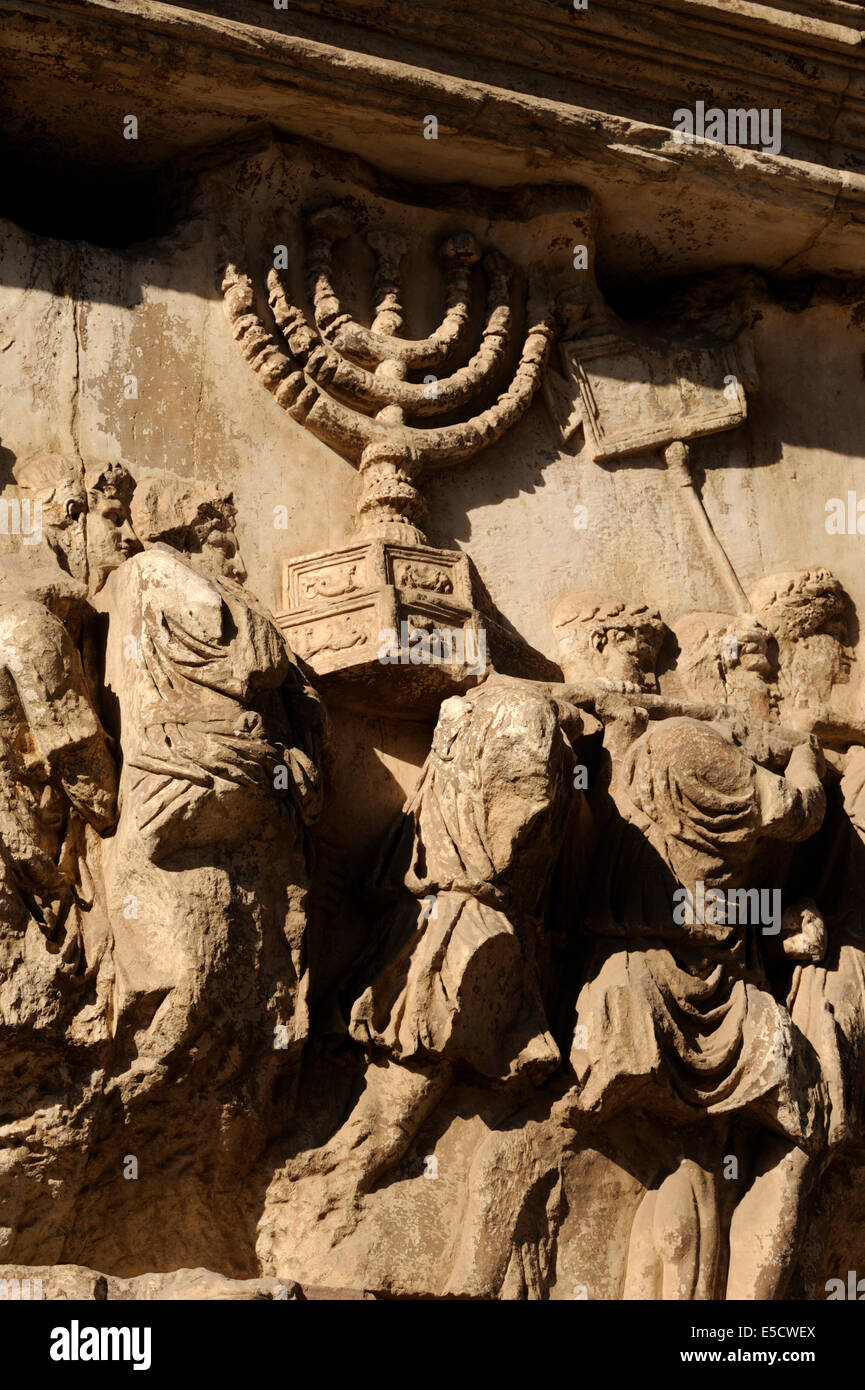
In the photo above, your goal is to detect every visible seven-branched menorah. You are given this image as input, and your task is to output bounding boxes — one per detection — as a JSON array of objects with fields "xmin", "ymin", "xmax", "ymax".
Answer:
[{"xmin": 221, "ymin": 203, "xmax": 556, "ymax": 542}]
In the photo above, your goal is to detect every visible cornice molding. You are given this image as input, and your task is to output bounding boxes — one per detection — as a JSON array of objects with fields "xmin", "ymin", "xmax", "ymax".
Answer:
[{"xmin": 2, "ymin": 0, "xmax": 865, "ymax": 276}]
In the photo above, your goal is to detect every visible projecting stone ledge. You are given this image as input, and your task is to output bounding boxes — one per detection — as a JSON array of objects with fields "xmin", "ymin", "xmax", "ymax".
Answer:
[{"xmin": 0, "ymin": 1265, "xmax": 377, "ymax": 1301}]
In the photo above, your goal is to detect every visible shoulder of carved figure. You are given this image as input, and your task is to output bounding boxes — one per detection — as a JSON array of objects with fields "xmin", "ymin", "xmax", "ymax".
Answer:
[
  {"xmin": 0, "ymin": 593, "xmax": 76, "ymax": 667},
  {"xmin": 130, "ymin": 543, "xmax": 225, "ymax": 643},
  {"xmin": 0, "ymin": 589, "xmax": 62, "ymax": 629},
  {"xmin": 125, "ymin": 541, "xmax": 188, "ymax": 584},
  {"xmin": 0, "ymin": 596, "xmax": 104, "ymax": 752}
]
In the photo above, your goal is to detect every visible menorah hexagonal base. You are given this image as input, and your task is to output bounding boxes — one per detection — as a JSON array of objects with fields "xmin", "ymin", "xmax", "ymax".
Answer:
[{"xmin": 276, "ymin": 539, "xmax": 557, "ymax": 716}]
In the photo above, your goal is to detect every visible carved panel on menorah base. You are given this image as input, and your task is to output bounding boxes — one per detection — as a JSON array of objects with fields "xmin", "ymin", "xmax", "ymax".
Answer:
[
  {"xmin": 279, "ymin": 593, "xmax": 380, "ymax": 677},
  {"xmin": 277, "ymin": 540, "xmax": 475, "ymax": 715},
  {"xmin": 278, "ymin": 540, "xmax": 557, "ymax": 715},
  {"xmin": 283, "ymin": 540, "xmax": 472, "ymax": 613}
]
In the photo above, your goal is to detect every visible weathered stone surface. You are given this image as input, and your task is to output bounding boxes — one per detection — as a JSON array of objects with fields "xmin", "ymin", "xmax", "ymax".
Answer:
[
  {"xmin": 0, "ymin": 1263, "xmax": 374, "ymax": 1299},
  {"xmin": 2, "ymin": 0, "xmax": 865, "ymax": 1305}
]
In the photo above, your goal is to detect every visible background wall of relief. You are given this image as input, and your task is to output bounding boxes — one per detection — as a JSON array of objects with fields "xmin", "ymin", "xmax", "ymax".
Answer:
[{"xmin": 2, "ymin": 0, "xmax": 865, "ymax": 1300}]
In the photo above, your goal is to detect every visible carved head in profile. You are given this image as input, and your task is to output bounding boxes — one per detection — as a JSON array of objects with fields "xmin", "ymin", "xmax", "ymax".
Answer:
[
  {"xmin": 12, "ymin": 452, "xmax": 88, "ymax": 580},
  {"xmin": 130, "ymin": 472, "xmax": 247, "ymax": 584},
  {"xmin": 723, "ymin": 615, "xmax": 772, "ymax": 679},
  {"xmin": 749, "ymin": 568, "xmax": 852, "ymax": 705},
  {"xmin": 83, "ymin": 460, "xmax": 140, "ymax": 591},
  {"xmin": 673, "ymin": 610, "xmax": 773, "ymax": 718},
  {"xmin": 12, "ymin": 453, "xmax": 139, "ymax": 593},
  {"xmin": 552, "ymin": 591, "xmax": 667, "ymax": 693},
  {"xmin": 750, "ymin": 568, "xmax": 847, "ymax": 643}
]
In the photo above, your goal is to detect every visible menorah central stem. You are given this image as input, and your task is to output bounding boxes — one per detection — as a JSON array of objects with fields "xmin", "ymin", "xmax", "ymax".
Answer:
[
  {"xmin": 373, "ymin": 358, "xmax": 407, "ymax": 429},
  {"xmin": 358, "ymin": 442, "xmax": 427, "ymax": 543}
]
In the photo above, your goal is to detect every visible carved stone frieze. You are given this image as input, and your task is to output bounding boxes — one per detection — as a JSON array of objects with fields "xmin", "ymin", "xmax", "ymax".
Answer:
[{"xmin": 4, "ymin": 4, "xmax": 865, "ymax": 1316}]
